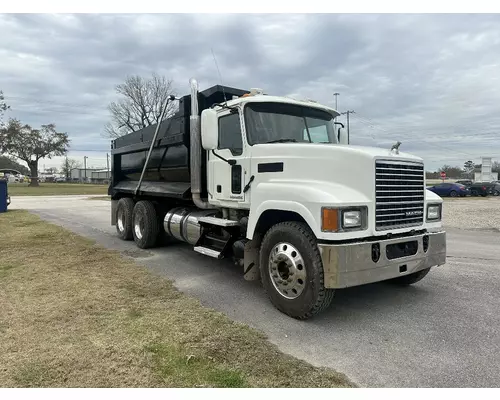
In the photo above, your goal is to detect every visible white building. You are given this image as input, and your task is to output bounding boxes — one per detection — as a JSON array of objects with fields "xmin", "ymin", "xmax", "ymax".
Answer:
[
  {"xmin": 70, "ymin": 168, "xmax": 100, "ymax": 181},
  {"xmin": 90, "ymin": 169, "xmax": 111, "ymax": 183},
  {"xmin": 474, "ymin": 157, "xmax": 498, "ymax": 182}
]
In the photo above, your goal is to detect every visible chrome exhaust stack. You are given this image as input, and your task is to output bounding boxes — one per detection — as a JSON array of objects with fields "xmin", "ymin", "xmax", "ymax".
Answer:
[{"xmin": 189, "ymin": 78, "xmax": 211, "ymax": 209}]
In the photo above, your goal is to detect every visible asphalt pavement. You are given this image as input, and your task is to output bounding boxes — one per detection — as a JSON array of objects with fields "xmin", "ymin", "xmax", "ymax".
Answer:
[{"xmin": 8, "ymin": 195, "xmax": 500, "ymax": 388}]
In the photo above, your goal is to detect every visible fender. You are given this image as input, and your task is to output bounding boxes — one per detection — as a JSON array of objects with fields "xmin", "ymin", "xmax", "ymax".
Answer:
[{"xmin": 246, "ymin": 180, "xmax": 371, "ymax": 239}]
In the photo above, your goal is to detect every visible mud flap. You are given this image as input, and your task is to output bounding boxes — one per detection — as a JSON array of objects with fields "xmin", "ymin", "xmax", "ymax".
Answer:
[
  {"xmin": 243, "ymin": 235, "xmax": 262, "ymax": 281},
  {"xmin": 111, "ymin": 200, "xmax": 118, "ymax": 226}
]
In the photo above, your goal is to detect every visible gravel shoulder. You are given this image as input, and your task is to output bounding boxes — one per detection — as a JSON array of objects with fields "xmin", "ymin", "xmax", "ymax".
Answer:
[{"xmin": 443, "ymin": 198, "xmax": 500, "ymax": 231}]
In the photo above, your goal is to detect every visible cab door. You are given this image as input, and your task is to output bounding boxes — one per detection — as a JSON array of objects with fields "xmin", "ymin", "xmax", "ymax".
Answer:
[{"xmin": 208, "ymin": 109, "xmax": 251, "ymax": 209}]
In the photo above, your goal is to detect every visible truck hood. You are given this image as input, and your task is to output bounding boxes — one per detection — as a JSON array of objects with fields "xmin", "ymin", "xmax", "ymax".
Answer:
[{"xmin": 251, "ymin": 143, "xmax": 425, "ymax": 202}]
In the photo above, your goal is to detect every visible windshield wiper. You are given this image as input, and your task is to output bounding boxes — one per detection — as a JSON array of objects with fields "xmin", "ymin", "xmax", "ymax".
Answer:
[{"xmin": 265, "ymin": 138, "xmax": 298, "ymax": 144}]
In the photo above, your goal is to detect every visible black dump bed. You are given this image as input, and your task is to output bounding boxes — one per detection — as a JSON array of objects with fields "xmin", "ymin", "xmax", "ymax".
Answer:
[{"xmin": 108, "ymin": 85, "xmax": 249, "ymax": 201}]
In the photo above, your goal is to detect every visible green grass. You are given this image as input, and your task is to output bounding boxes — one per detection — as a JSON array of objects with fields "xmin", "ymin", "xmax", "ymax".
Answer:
[
  {"xmin": 7, "ymin": 183, "xmax": 108, "ymax": 196},
  {"xmin": 0, "ymin": 210, "xmax": 353, "ymax": 388}
]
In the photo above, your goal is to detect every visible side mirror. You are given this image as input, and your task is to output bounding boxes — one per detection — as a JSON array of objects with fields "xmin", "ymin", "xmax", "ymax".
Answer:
[
  {"xmin": 201, "ymin": 109, "xmax": 218, "ymax": 150},
  {"xmin": 338, "ymin": 129, "xmax": 348, "ymax": 145}
]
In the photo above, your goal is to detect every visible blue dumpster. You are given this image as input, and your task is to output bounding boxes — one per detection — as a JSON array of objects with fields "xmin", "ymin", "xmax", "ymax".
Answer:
[{"xmin": 0, "ymin": 179, "xmax": 8, "ymax": 213}]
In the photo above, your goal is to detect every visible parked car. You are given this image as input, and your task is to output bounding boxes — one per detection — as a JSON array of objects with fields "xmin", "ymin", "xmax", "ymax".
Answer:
[
  {"xmin": 484, "ymin": 182, "xmax": 500, "ymax": 196},
  {"xmin": 456, "ymin": 179, "xmax": 472, "ymax": 187},
  {"xmin": 427, "ymin": 182, "xmax": 469, "ymax": 197},
  {"xmin": 468, "ymin": 183, "xmax": 490, "ymax": 197}
]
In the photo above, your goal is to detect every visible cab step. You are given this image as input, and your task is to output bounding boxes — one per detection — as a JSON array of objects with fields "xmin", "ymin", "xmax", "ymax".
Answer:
[{"xmin": 194, "ymin": 246, "xmax": 222, "ymax": 259}]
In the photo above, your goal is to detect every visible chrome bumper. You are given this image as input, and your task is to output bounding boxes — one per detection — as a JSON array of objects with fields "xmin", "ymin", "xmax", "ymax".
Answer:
[{"xmin": 318, "ymin": 231, "xmax": 446, "ymax": 289}]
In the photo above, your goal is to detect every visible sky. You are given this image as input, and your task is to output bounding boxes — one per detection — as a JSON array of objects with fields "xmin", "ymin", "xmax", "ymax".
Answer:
[{"xmin": 1, "ymin": 13, "xmax": 499, "ymax": 172}]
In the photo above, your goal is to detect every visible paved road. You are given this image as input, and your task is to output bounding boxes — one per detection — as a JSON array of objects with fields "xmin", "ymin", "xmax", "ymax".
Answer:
[{"xmin": 9, "ymin": 196, "xmax": 500, "ymax": 387}]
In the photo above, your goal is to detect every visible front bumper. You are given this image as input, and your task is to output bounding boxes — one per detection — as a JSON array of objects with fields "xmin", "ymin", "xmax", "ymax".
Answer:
[{"xmin": 318, "ymin": 231, "xmax": 446, "ymax": 289}]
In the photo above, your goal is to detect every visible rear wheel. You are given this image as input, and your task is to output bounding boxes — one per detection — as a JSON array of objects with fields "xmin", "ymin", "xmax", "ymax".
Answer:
[
  {"xmin": 259, "ymin": 221, "xmax": 335, "ymax": 320},
  {"xmin": 449, "ymin": 190, "xmax": 458, "ymax": 197},
  {"xmin": 132, "ymin": 200, "xmax": 160, "ymax": 249},
  {"xmin": 116, "ymin": 198, "xmax": 134, "ymax": 240},
  {"xmin": 390, "ymin": 268, "xmax": 431, "ymax": 285}
]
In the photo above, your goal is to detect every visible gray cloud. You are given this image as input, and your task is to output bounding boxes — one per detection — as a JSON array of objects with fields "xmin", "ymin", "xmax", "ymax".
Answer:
[{"xmin": 1, "ymin": 13, "xmax": 500, "ymax": 171}]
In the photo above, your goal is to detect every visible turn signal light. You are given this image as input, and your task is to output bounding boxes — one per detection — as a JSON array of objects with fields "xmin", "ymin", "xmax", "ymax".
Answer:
[{"xmin": 321, "ymin": 208, "xmax": 339, "ymax": 232}]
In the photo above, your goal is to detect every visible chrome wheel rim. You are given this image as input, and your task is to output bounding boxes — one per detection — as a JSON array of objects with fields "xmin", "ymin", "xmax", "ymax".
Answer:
[
  {"xmin": 117, "ymin": 210, "xmax": 124, "ymax": 232},
  {"xmin": 268, "ymin": 242, "xmax": 306, "ymax": 299},
  {"xmin": 134, "ymin": 215, "xmax": 144, "ymax": 239}
]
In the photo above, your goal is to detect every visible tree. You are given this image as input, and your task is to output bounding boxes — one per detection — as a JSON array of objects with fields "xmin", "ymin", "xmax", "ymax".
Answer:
[
  {"xmin": 60, "ymin": 157, "xmax": 82, "ymax": 179},
  {"xmin": 438, "ymin": 164, "xmax": 463, "ymax": 178},
  {"xmin": 0, "ymin": 90, "xmax": 9, "ymax": 126},
  {"xmin": 0, "ymin": 118, "xmax": 69, "ymax": 186},
  {"xmin": 105, "ymin": 73, "xmax": 176, "ymax": 138},
  {"xmin": 463, "ymin": 160, "xmax": 475, "ymax": 179},
  {"xmin": 493, "ymin": 161, "xmax": 500, "ymax": 175},
  {"xmin": 0, "ymin": 155, "xmax": 30, "ymax": 175}
]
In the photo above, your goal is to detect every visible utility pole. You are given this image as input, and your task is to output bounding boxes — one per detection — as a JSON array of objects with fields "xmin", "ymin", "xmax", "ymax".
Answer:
[
  {"xmin": 340, "ymin": 110, "xmax": 355, "ymax": 144},
  {"xmin": 333, "ymin": 93, "xmax": 339, "ymax": 122},
  {"xmin": 84, "ymin": 156, "xmax": 88, "ymax": 182},
  {"xmin": 65, "ymin": 156, "xmax": 69, "ymax": 179}
]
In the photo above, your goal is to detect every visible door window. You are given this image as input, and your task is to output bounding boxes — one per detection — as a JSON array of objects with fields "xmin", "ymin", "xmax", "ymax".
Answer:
[{"xmin": 218, "ymin": 113, "xmax": 243, "ymax": 156}]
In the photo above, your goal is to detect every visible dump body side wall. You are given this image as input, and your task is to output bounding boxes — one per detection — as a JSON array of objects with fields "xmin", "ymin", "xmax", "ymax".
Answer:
[{"xmin": 108, "ymin": 85, "xmax": 249, "ymax": 201}]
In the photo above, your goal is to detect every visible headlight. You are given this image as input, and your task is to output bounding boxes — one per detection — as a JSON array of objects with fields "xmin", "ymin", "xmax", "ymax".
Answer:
[
  {"xmin": 343, "ymin": 210, "xmax": 362, "ymax": 228},
  {"xmin": 321, "ymin": 207, "xmax": 367, "ymax": 232},
  {"xmin": 427, "ymin": 204, "xmax": 442, "ymax": 221}
]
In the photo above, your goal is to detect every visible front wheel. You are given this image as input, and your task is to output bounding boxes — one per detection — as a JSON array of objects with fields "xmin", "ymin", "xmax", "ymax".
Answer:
[{"xmin": 259, "ymin": 221, "xmax": 335, "ymax": 320}]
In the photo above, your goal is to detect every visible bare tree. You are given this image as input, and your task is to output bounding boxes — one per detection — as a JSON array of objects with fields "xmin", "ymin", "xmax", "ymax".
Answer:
[
  {"xmin": 61, "ymin": 157, "xmax": 82, "ymax": 179},
  {"xmin": 0, "ymin": 118, "xmax": 70, "ymax": 186},
  {"xmin": 105, "ymin": 73, "xmax": 177, "ymax": 138}
]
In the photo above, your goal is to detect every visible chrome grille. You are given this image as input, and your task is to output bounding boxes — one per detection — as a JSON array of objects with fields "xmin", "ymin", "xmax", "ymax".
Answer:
[{"xmin": 375, "ymin": 160, "xmax": 425, "ymax": 230}]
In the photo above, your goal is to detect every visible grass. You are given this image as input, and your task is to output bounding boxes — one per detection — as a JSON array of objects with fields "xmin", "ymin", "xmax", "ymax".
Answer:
[
  {"xmin": 7, "ymin": 183, "xmax": 108, "ymax": 196},
  {"xmin": 0, "ymin": 210, "xmax": 353, "ymax": 388}
]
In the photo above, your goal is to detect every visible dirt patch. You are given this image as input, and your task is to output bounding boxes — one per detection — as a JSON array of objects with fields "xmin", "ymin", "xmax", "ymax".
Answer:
[
  {"xmin": 8, "ymin": 183, "xmax": 108, "ymax": 196},
  {"xmin": 0, "ymin": 210, "xmax": 353, "ymax": 388}
]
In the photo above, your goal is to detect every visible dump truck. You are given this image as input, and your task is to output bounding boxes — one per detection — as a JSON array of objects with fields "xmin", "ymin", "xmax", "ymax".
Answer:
[{"xmin": 109, "ymin": 78, "xmax": 447, "ymax": 319}]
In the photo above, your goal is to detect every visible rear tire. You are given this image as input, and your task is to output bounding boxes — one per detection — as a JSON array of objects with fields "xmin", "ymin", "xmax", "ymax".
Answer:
[
  {"xmin": 259, "ymin": 221, "xmax": 335, "ymax": 320},
  {"xmin": 449, "ymin": 190, "xmax": 457, "ymax": 197},
  {"xmin": 390, "ymin": 267, "xmax": 431, "ymax": 285},
  {"xmin": 116, "ymin": 198, "xmax": 134, "ymax": 240},
  {"xmin": 132, "ymin": 200, "xmax": 160, "ymax": 249}
]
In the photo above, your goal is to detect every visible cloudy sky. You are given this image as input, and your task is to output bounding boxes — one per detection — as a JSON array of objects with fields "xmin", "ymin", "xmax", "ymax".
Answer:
[{"xmin": 1, "ymin": 13, "xmax": 500, "ymax": 171}]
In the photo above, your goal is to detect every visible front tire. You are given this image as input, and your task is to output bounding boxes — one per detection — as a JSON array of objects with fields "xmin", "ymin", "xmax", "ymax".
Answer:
[
  {"xmin": 259, "ymin": 221, "xmax": 335, "ymax": 320},
  {"xmin": 132, "ymin": 200, "xmax": 160, "ymax": 249},
  {"xmin": 390, "ymin": 267, "xmax": 431, "ymax": 285}
]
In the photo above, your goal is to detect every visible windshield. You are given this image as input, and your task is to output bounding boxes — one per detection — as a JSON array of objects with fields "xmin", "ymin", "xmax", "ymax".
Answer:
[{"xmin": 244, "ymin": 102, "xmax": 338, "ymax": 145}]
